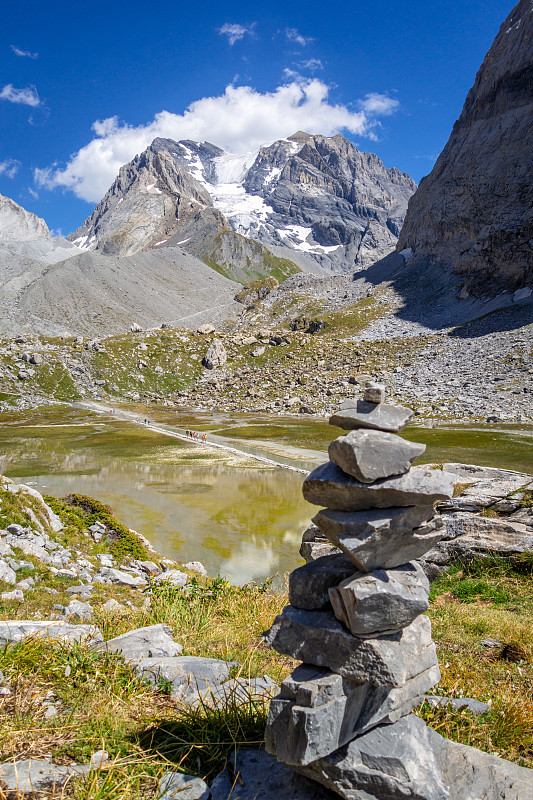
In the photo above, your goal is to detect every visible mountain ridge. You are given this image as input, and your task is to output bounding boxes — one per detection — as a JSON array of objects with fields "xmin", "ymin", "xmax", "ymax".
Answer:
[{"xmin": 69, "ymin": 132, "xmax": 416, "ymax": 277}]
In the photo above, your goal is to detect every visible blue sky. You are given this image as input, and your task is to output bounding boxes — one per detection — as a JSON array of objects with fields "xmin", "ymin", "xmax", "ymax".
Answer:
[{"xmin": 0, "ymin": 0, "xmax": 515, "ymax": 235}]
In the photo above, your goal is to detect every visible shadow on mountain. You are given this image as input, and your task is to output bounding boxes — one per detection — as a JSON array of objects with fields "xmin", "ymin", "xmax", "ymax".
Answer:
[{"xmin": 355, "ymin": 252, "xmax": 533, "ymax": 338}]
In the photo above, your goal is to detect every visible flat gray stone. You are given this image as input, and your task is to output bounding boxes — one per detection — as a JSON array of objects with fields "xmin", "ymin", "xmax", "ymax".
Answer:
[
  {"xmin": 289, "ymin": 554, "xmax": 357, "ymax": 610},
  {"xmin": 303, "ymin": 463, "xmax": 454, "ymax": 511},
  {"xmin": 0, "ymin": 561, "xmax": 17, "ymax": 585},
  {"xmin": 296, "ymin": 714, "xmax": 533, "ymax": 800},
  {"xmin": 329, "ymin": 561, "xmax": 429, "ymax": 636},
  {"xmin": 133, "ymin": 655, "xmax": 238, "ymax": 698},
  {"xmin": 263, "ymin": 607, "xmax": 437, "ymax": 685},
  {"xmin": 158, "ymin": 771, "xmax": 210, "ymax": 799},
  {"xmin": 98, "ymin": 567, "xmax": 146, "ymax": 587},
  {"xmin": 97, "ymin": 624, "xmax": 182, "ymax": 661},
  {"xmin": 265, "ymin": 662, "xmax": 440, "ymax": 765},
  {"xmin": 210, "ymin": 748, "xmax": 339, "ymax": 800},
  {"xmin": 329, "ymin": 400, "xmax": 413, "ymax": 432},
  {"xmin": 0, "ymin": 759, "xmax": 91, "ymax": 793},
  {"xmin": 187, "ymin": 675, "xmax": 278, "ymax": 709},
  {"xmin": 423, "ymin": 696, "xmax": 489, "ymax": 714},
  {"xmin": 328, "ymin": 429, "xmax": 426, "ymax": 483},
  {"xmin": 0, "ymin": 620, "xmax": 102, "ymax": 646},
  {"xmin": 313, "ymin": 506, "xmax": 444, "ymax": 571}
]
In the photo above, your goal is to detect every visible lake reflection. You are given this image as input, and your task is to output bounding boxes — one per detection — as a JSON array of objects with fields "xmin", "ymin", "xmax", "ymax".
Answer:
[{"xmin": 0, "ymin": 417, "xmax": 311, "ymax": 585}]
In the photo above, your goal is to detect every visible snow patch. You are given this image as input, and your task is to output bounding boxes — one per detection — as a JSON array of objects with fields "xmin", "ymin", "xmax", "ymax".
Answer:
[{"xmin": 399, "ymin": 247, "xmax": 413, "ymax": 261}]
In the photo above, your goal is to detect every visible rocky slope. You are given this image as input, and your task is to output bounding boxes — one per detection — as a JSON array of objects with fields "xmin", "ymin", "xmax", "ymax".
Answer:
[
  {"xmin": 397, "ymin": 0, "xmax": 533, "ymax": 296},
  {"xmin": 68, "ymin": 138, "xmax": 301, "ymax": 283},
  {"xmin": 69, "ymin": 133, "xmax": 416, "ymax": 276},
  {"xmin": 0, "ymin": 193, "xmax": 243, "ymax": 337},
  {"xmin": 0, "ymin": 194, "xmax": 51, "ymax": 242}
]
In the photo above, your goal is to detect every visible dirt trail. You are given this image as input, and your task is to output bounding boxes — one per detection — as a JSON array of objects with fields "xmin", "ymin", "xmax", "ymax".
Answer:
[{"xmin": 75, "ymin": 401, "xmax": 310, "ymax": 474}]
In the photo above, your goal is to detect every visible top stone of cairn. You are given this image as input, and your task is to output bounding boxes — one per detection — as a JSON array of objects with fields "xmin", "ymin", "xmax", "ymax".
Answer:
[{"xmin": 329, "ymin": 389, "xmax": 413, "ymax": 433}]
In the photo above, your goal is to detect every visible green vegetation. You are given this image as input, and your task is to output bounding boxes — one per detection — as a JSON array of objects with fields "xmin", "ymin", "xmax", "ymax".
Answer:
[
  {"xmin": 422, "ymin": 556, "xmax": 533, "ymax": 767},
  {"xmin": 46, "ymin": 494, "xmax": 148, "ymax": 560}
]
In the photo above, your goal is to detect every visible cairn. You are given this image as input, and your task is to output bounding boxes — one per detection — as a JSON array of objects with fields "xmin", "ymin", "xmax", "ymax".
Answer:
[{"xmin": 263, "ymin": 384, "xmax": 455, "ymax": 795}]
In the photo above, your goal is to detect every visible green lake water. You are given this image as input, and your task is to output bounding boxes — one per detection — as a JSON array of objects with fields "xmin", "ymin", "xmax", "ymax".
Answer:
[{"xmin": 0, "ymin": 404, "xmax": 531, "ymax": 584}]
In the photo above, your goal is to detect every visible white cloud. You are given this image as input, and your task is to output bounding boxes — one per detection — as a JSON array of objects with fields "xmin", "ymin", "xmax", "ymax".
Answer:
[
  {"xmin": 299, "ymin": 58, "xmax": 323, "ymax": 71},
  {"xmin": 286, "ymin": 27, "xmax": 314, "ymax": 46},
  {"xmin": 359, "ymin": 92, "xmax": 399, "ymax": 116},
  {"xmin": 34, "ymin": 81, "xmax": 400, "ymax": 203},
  {"xmin": 218, "ymin": 23, "xmax": 255, "ymax": 45},
  {"xmin": 11, "ymin": 45, "xmax": 38, "ymax": 59},
  {"xmin": 0, "ymin": 158, "xmax": 21, "ymax": 178},
  {"xmin": 0, "ymin": 83, "xmax": 41, "ymax": 106},
  {"xmin": 28, "ymin": 187, "xmax": 39, "ymax": 198}
]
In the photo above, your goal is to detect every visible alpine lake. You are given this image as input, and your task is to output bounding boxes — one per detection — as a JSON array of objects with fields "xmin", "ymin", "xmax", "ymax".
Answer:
[{"xmin": 1, "ymin": 402, "xmax": 531, "ymax": 586}]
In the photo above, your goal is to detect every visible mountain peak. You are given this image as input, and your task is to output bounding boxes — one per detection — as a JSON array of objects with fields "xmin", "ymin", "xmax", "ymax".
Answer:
[
  {"xmin": 0, "ymin": 194, "xmax": 50, "ymax": 242},
  {"xmin": 287, "ymin": 131, "xmax": 313, "ymax": 142}
]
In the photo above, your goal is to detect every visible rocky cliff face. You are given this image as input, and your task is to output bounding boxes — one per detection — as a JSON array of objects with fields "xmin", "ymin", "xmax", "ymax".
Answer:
[
  {"xmin": 0, "ymin": 194, "xmax": 50, "ymax": 241},
  {"xmin": 69, "ymin": 134, "xmax": 416, "ymax": 277},
  {"xmin": 397, "ymin": 0, "xmax": 533, "ymax": 295},
  {"xmin": 242, "ymin": 132, "xmax": 416, "ymax": 271}
]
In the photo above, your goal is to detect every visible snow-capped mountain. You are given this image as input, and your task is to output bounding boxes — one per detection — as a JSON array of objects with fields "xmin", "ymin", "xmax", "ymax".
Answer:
[{"xmin": 70, "ymin": 132, "xmax": 416, "ymax": 277}]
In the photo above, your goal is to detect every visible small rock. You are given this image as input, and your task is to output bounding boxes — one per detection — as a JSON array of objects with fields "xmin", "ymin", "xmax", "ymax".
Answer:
[
  {"xmin": 90, "ymin": 750, "xmax": 109, "ymax": 769},
  {"xmin": 202, "ymin": 338, "xmax": 227, "ymax": 370},
  {"xmin": 1, "ymin": 589, "xmax": 24, "ymax": 603},
  {"xmin": 197, "ymin": 323, "xmax": 215, "ymax": 334},
  {"xmin": 363, "ymin": 381, "xmax": 385, "ymax": 404},
  {"xmin": 158, "ymin": 772, "xmax": 210, "ymax": 800},
  {"xmin": 183, "ymin": 561, "xmax": 208, "ymax": 577}
]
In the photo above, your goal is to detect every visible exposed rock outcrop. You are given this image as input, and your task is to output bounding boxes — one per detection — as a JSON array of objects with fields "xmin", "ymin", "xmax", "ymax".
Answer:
[
  {"xmin": 397, "ymin": 0, "xmax": 533, "ymax": 295},
  {"xmin": 0, "ymin": 194, "xmax": 50, "ymax": 242}
]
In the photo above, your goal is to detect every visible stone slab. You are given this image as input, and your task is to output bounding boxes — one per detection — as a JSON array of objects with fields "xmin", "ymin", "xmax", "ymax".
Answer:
[
  {"xmin": 313, "ymin": 506, "xmax": 442, "ymax": 571},
  {"xmin": 0, "ymin": 759, "xmax": 91, "ymax": 794},
  {"xmin": 423, "ymin": 695, "xmax": 489, "ymax": 714},
  {"xmin": 329, "ymin": 561, "xmax": 429, "ymax": 636},
  {"xmin": 211, "ymin": 737, "xmax": 533, "ymax": 800},
  {"xmin": 303, "ymin": 462, "xmax": 454, "ymax": 511},
  {"xmin": 263, "ymin": 607, "xmax": 437, "ymax": 685},
  {"xmin": 289, "ymin": 554, "xmax": 357, "ymax": 610},
  {"xmin": 328, "ymin": 429, "xmax": 425, "ymax": 483},
  {"xmin": 295, "ymin": 714, "xmax": 533, "ymax": 800},
  {"xmin": 133, "ymin": 655, "xmax": 239, "ymax": 699},
  {"xmin": 96, "ymin": 624, "xmax": 182, "ymax": 661},
  {"xmin": 329, "ymin": 400, "xmax": 413, "ymax": 432},
  {"xmin": 265, "ymin": 662, "xmax": 440, "ymax": 765},
  {"xmin": 0, "ymin": 620, "xmax": 102, "ymax": 646}
]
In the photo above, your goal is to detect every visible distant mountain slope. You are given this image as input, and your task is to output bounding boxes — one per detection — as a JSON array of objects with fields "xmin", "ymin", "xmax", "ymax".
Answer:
[
  {"xmin": 2, "ymin": 245, "xmax": 241, "ymax": 337},
  {"xmin": 397, "ymin": 0, "xmax": 533, "ymax": 295},
  {"xmin": 0, "ymin": 193, "xmax": 241, "ymax": 336},
  {"xmin": 69, "ymin": 133, "xmax": 416, "ymax": 276}
]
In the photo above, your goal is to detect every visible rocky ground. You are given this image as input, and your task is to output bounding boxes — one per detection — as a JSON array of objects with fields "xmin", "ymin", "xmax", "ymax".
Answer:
[{"xmin": 1, "ymin": 278, "xmax": 531, "ymax": 423}]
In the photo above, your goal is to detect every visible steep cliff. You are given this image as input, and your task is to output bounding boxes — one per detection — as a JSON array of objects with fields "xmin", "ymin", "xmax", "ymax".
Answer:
[{"xmin": 397, "ymin": 0, "xmax": 533, "ymax": 295}]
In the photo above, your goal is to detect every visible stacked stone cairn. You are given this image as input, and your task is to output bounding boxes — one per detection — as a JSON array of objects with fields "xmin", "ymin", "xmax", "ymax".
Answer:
[{"xmin": 263, "ymin": 384, "xmax": 455, "ymax": 796}]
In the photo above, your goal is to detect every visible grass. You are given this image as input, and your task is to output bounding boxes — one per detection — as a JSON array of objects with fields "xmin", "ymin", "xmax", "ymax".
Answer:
[{"xmin": 423, "ymin": 555, "xmax": 533, "ymax": 767}]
